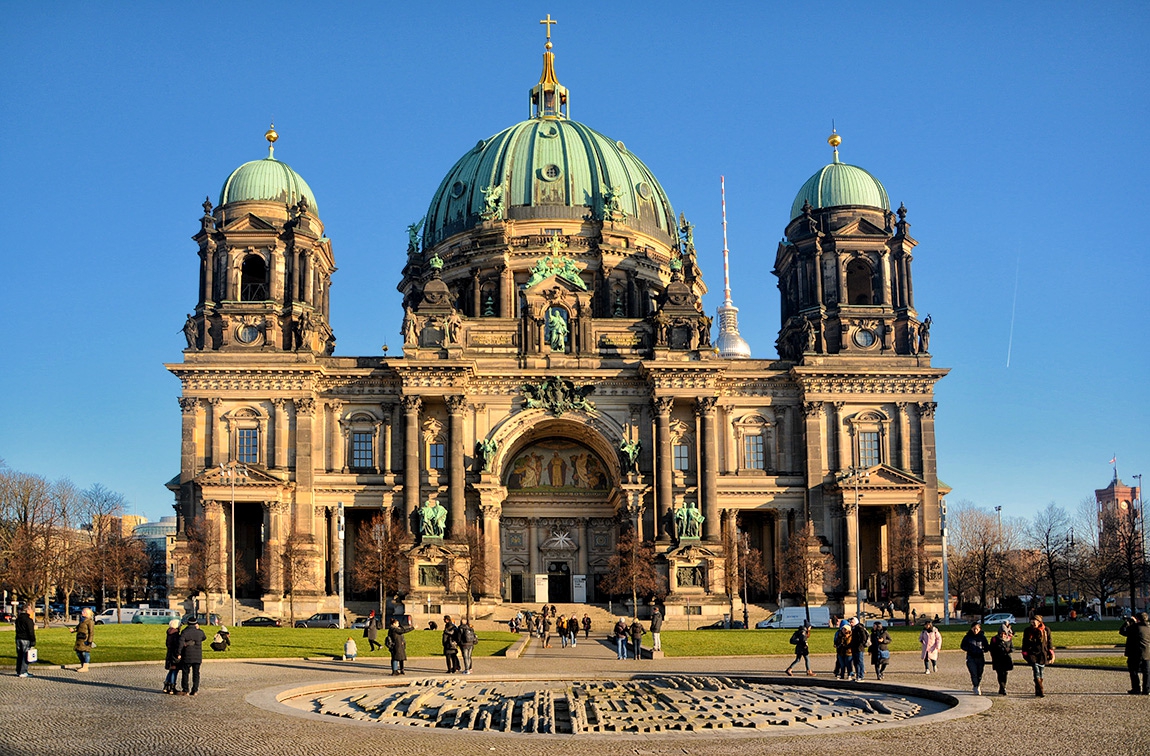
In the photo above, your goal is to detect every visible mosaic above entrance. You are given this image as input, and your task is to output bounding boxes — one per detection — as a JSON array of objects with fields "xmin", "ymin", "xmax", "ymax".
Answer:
[{"xmin": 506, "ymin": 439, "xmax": 609, "ymax": 492}]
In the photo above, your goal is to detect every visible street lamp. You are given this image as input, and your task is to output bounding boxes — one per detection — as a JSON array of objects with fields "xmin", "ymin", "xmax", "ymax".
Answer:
[
  {"xmin": 840, "ymin": 466, "xmax": 869, "ymax": 620},
  {"xmin": 220, "ymin": 461, "xmax": 248, "ymax": 627},
  {"xmin": 1135, "ymin": 473, "xmax": 1145, "ymax": 612},
  {"xmin": 994, "ymin": 506, "xmax": 1003, "ymax": 613}
]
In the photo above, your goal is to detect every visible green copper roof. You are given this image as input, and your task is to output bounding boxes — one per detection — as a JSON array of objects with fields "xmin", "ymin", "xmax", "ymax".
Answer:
[
  {"xmin": 424, "ymin": 118, "xmax": 676, "ymax": 248},
  {"xmin": 790, "ymin": 160, "xmax": 889, "ymax": 220},
  {"xmin": 219, "ymin": 156, "xmax": 318, "ymax": 215}
]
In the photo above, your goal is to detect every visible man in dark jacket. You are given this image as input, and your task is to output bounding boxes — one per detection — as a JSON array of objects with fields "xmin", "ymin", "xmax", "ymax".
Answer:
[
  {"xmin": 1120, "ymin": 612, "xmax": 1150, "ymax": 695},
  {"xmin": 364, "ymin": 610, "xmax": 382, "ymax": 652},
  {"xmin": 613, "ymin": 618, "xmax": 629, "ymax": 659},
  {"xmin": 441, "ymin": 615, "xmax": 461, "ymax": 673},
  {"xmin": 960, "ymin": 621, "xmax": 990, "ymax": 695},
  {"xmin": 15, "ymin": 604, "xmax": 36, "ymax": 678},
  {"xmin": 629, "ymin": 618, "xmax": 645, "ymax": 660},
  {"xmin": 650, "ymin": 608, "xmax": 663, "ymax": 652},
  {"xmin": 848, "ymin": 617, "xmax": 868, "ymax": 680},
  {"xmin": 178, "ymin": 615, "xmax": 207, "ymax": 696},
  {"xmin": 457, "ymin": 618, "xmax": 478, "ymax": 674},
  {"xmin": 386, "ymin": 618, "xmax": 414, "ymax": 675}
]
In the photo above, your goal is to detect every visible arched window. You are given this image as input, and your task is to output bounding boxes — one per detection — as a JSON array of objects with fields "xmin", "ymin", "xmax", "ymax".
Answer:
[
  {"xmin": 848, "ymin": 409, "xmax": 890, "ymax": 469},
  {"xmin": 846, "ymin": 258, "xmax": 874, "ymax": 305},
  {"xmin": 240, "ymin": 255, "xmax": 269, "ymax": 301}
]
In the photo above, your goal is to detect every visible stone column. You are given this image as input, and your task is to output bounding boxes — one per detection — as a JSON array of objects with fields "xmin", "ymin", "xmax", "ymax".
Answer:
[
  {"xmin": 499, "ymin": 263, "xmax": 513, "ymax": 318},
  {"xmin": 201, "ymin": 248, "xmax": 213, "ymax": 307},
  {"xmin": 179, "ymin": 398, "xmax": 199, "ymax": 484},
  {"xmin": 843, "ymin": 500, "xmax": 858, "ymax": 600},
  {"xmin": 474, "ymin": 481, "xmax": 506, "ymax": 599},
  {"xmin": 654, "ymin": 397, "xmax": 674, "ymax": 541},
  {"xmin": 578, "ymin": 518, "xmax": 590, "ymax": 577},
  {"xmin": 293, "ymin": 397, "xmax": 317, "ymax": 537},
  {"xmin": 918, "ymin": 401, "xmax": 940, "ymax": 541},
  {"xmin": 527, "ymin": 517, "xmax": 539, "ymax": 579},
  {"xmin": 209, "ymin": 398, "xmax": 224, "ymax": 466},
  {"xmin": 272, "ymin": 399, "xmax": 288, "ymax": 469},
  {"xmin": 802, "ymin": 402, "xmax": 825, "ymax": 528},
  {"xmin": 905, "ymin": 253, "xmax": 916, "ymax": 310},
  {"xmin": 697, "ymin": 397, "xmax": 719, "ymax": 542},
  {"xmin": 402, "ymin": 396, "xmax": 422, "ymax": 535},
  {"xmin": 447, "ymin": 396, "xmax": 467, "ymax": 541},
  {"xmin": 381, "ymin": 403, "xmax": 394, "ymax": 475},
  {"xmin": 835, "ymin": 402, "xmax": 850, "ymax": 471}
]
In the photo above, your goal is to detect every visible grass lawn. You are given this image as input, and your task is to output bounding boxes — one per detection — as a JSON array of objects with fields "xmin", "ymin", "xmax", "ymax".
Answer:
[
  {"xmin": 0, "ymin": 625, "xmax": 519, "ymax": 667},
  {"xmin": 659, "ymin": 621, "xmax": 1128, "ymax": 657},
  {"xmin": 1053, "ymin": 656, "xmax": 1128, "ymax": 669}
]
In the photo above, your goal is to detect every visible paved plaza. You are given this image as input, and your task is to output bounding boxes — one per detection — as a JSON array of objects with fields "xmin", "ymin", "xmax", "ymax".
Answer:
[{"xmin": 1, "ymin": 637, "xmax": 1147, "ymax": 756}]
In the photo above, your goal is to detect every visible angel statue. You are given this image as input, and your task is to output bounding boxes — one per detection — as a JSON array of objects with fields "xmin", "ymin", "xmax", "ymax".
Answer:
[
  {"xmin": 619, "ymin": 438, "xmax": 641, "ymax": 473},
  {"xmin": 476, "ymin": 438, "xmax": 498, "ymax": 473},
  {"xmin": 480, "ymin": 183, "xmax": 504, "ymax": 221},
  {"xmin": 406, "ymin": 218, "xmax": 424, "ymax": 254}
]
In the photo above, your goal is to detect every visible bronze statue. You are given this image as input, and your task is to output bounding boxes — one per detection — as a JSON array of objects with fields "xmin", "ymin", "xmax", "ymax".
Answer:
[{"xmin": 181, "ymin": 314, "xmax": 199, "ymax": 350}]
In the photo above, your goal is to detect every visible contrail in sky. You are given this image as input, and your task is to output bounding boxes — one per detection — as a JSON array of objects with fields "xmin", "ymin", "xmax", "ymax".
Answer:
[{"xmin": 1006, "ymin": 255, "xmax": 1021, "ymax": 368}]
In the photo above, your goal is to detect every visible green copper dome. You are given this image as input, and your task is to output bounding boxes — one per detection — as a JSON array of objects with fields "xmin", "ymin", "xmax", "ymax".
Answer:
[
  {"xmin": 219, "ymin": 154, "xmax": 318, "ymax": 215},
  {"xmin": 424, "ymin": 117, "xmax": 677, "ymax": 248},
  {"xmin": 790, "ymin": 159, "xmax": 889, "ymax": 220}
]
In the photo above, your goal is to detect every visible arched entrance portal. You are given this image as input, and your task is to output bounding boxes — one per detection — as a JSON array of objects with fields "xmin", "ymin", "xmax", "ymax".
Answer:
[{"xmin": 495, "ymin": 419, "xmax": 623, "ymax": 605}]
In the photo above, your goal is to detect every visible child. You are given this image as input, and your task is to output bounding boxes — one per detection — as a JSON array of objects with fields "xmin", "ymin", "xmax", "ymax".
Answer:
[{"xmin": 344, "ymin": 637, "xmax": 358, "ymax": 661}]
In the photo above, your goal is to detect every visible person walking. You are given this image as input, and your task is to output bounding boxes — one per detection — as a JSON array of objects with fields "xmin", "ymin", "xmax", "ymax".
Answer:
[
  {"xmin": 919, "ymin": 619, "xmax": 942, "ymax": 674},
  {"xmin": 386, "ymin": 617, "xmax": 414, "ymax": 675},
  {"xmin": 869, "ymin": 621, "xmax": 892, "ymax": 680},
  {"xmin": 848, "ymin": 617, "xmax": 868, "ymax": 680},
  {"xmin": 70, "ymin": 607, "xmax": 95, "ymax": 672},
  {"xmin": 14, "ymin": 604, "xmax": 35, "ymax": 678},
  {"xmin": 989, "ymin": 623, "xmax": 1015, "ymax": 695},
  {"xmin": 458, "ymin": 618, "xmax": 478, "ymax": 674},
  {"xmin": 629, "ymin": 617, "xmax": 645, "ymax": 660},
  {"xmin": 1021, "ymin": 614, "xmax": 1054, "ymax": 697},
  {"xmin": 177, "ymin": 615, "xmax": 207, "ymax": 696},
  {"xmin": 566, "ymin": 615, "xmax": 580, "ymax": 647},
  {"xmin": 650, "ymin": 608, "xmax": 663, "ymax": 652},
  {"xmin": 541, "ymin": 612, "xmax": 553, "ymax": 648},
  {"xmin": 364, "ymin": 610, "xmax": 382, "ymax": 652},
  {"xmin": 163, "ymin": 618, "xmax": 182, "ymax": 694},
  {"xmin": 441, "ymin": 615, "xmax": 461, "ymax": 673},
  {"xmin": 961, "ymin": 621, "xmax": 990, "ymax": 695},
  {"xmin": 582, "ymin": 613, "xmax": 591, "ymax": 640},
  {"xmin": 1119, "ymin": 612, "xmax": 1150, "ymax": 695},
  {"xmin": 833, "ymin": 619, "xmax": 853, "ymax": 679},
  {"xmin": 613, "ymin": 617, "xmax": 629, "ymax": 660},
  {"xmin": 557, "ymin": 614, "xmax": 569, "ymax": 648},
  {"xmin": 784, "ymin": 622, "xmax": 815, "ymax": 677}
]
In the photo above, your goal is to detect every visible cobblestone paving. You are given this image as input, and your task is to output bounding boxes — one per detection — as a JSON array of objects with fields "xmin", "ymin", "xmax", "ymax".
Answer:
[
  {"xmin": 0, "ymin": 649, "xmax": 1147, "ymax": 756},
  {"xmin": 303, "ymin": 675, "xmax": 928, "ymax": 734}
]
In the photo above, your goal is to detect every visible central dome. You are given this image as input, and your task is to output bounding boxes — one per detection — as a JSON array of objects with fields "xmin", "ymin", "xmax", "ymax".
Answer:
[{"xmin": 424, "ymin": 118, "xmax": 677, "ymax": 249}]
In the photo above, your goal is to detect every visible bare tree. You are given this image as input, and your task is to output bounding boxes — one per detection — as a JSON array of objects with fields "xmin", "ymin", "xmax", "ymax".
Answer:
[
  {"xmin": 948, "ymin": 501, "xmax": 1001, "ymax": 617},
  {"xmin": 80, "ymin": 483, "xmax": 127, "ymax": 614},
  {"xmin": 597, "ymin": 527, "xmax": 666, "ymax": 618},
  {"xmin": 104, "ymin": 534, "xmax": 149, "ymax": 616},
  {"xmin": 445, "ymin": 522, "xmax": 486, "ymax": 622},
  {"xmin": 183, "ymin": 517, "xmax": 226, "ymax": 620},
  {"xmin": 1027, "ymin": 502, "xmax": 1072, "ymax": 621},
  {"xmin": 278, "ymin": 529, "xmax": 315, "ymax": 626},
  {"xmin": 779, "ymin": 520, "xmax": 838, "ymax": 624},
  {"xmin": 1101, "ymin": 499, "xmax": 1145, "ymax": 614},
  {"xmin": 351, "ymin": 509, "xmax": 408, "ymax": 615},
  {"xmin": 1074, "ymin": 498, "xmax": 1118, "ymax": 616},
  {"xmin": 734, "ymin": 532, "xmax": 771, "ymax": 628},
  {"xmin": 887, "ymin": 510, "xmax": 924, "ymax": 621}
]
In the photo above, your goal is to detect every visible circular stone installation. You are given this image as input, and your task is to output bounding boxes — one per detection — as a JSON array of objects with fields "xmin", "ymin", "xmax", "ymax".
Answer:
[{"xmin": 278, "ymin": 675, "xmax": 953, "ymax": 736}]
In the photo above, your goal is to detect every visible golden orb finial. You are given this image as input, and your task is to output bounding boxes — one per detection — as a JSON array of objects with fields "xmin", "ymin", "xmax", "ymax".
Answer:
[
  {"xmin": 265, "ymin": 122, "xmax": 278, "ymax": 158},
  {"xmin": 828, "ymin": 130, "xmax": 841, "ymax": 148}
]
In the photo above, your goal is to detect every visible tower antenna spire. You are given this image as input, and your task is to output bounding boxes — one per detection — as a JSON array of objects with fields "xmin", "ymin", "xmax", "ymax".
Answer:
[
  {"xmin": 714, "ymin": 176, "xmax": 750, "ymax": 358},
  {"xmin": 721, "ymin": 175, "xmax": 732, "ymax": 307}
]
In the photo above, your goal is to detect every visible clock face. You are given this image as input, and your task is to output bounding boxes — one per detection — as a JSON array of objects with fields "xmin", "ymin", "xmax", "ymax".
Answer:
[
  {"xmin": 854, "ymin": 329, "xmax": 877, "ymax": 348},
  {"xmin": 1120, "ymin": 501, "xmax": 1129, "ymax": 510},
  {"xmin": 237, "ymin": 324, "xmax": 260, "ymax": 344}
]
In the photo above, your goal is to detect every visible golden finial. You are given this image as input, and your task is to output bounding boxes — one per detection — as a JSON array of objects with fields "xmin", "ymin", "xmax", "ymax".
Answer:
[
  {"xmin": 540, "ymin": 13, "xmax": 557, "ymax": 49},
  {"xmin": 265, "ymin": 122, "xmax": 278, "ymax": 158},
  {"xmin": 828, "ymin": 123, "xmax": 841, "ymax": 163}
]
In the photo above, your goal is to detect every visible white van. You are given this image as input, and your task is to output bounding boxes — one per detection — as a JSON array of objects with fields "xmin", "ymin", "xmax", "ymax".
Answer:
[
  {"xmin": 94, "ymin": 607, "xmax": 139, "ymax": 624},
  {"xmin": 757, "ymin": 606, "xmax": 831, "ymax": 629}
]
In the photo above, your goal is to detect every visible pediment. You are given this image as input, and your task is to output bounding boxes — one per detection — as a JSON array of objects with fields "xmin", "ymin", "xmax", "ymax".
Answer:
[
  {"xmin": 408, "ymin": 541, "xmax": 455, "ymax": 560},
  {"xmin": 825, "ymin": 464, "xmax": 925, "ymax": 492},
  {"xmin": 524, "ymin": 272, "xmax": 586, "ymax": 295},
  {"xmin": 666, "ymin": 543, "xmax": 721, "ymax": 560},
  {"xmin": 221, "ymin": 213, "xmax": 277, "ymax": 232},
  {"xmin": 194, "ymin": 464, "xmax": 286, "ymax": 488},
  {"xmin": 832, "ymin": 216, "xmax": 889, "ymax": 238}
]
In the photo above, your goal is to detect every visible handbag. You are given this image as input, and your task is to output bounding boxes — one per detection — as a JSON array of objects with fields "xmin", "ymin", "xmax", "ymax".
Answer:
[
  {"xmin": 26, "ymin": 647, "xmax": 38, "ymax": 663},
  {"xmin": 878, "ymin": 649, "xmax": 890, "ymax": 660}
]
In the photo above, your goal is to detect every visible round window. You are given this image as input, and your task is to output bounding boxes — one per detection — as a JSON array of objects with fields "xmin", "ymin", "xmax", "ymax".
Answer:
[
  {"xmin": 637, "ymin": 181, "xmax": 652, "ymax": 200},
  {"xmin": 541, "ymin": 164, "xmax": 562, "ymax": 182},
  {"xmin": 450, "ymin": 180, "xmax": 466, "ymax": 198},
  {"xmin": 853, "ymin": 329, "xmax": 877, "ymax": 348},
  {"xmin": 236, "ymin": 324, "xmax": 260, "ymax": 344},
  {"xmin": 539, "ymin": 123, "xmax": 559, "ymax": 138}
]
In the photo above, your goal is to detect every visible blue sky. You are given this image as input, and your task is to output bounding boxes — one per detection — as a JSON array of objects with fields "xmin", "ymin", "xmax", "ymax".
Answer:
[{"xmin": 1, "ymin": 1, "xmax": 1146, "ymax": 523}]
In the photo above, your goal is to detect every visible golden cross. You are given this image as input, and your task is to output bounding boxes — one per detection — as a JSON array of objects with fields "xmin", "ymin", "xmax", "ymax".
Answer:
[{"xmin": 539, "ymin": 13, "xmax": 557, "ymax": 41}]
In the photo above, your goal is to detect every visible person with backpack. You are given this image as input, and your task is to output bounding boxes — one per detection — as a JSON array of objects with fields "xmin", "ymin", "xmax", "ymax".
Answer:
[
  {"xmin": 209, "ymin": 625, "xmax": 231, "ymax": 652},
  {"xmin": 441, "ymin": 615, "xmax": 461, "ymax": 673},
  {"xmin": 869, "ymin": 621, "xmax": 892, "ymax": 680},
  {"xmin": 784, "ymin": 621, "xmax": 814, "ymax": 676},
  {"xmin": 457, "ymin": 618, "xmax": 478, "ymax": 674},
  {"xmin": 833, "ymin": 619, "xmax": 853, "ymax": 679},
  {"xmin": 386, "ymin": 617, "xmax": 414, "ymax": 675},
  {"xmin": 919, "ymin": 619, "xmax": 942, "ymax": 674}
]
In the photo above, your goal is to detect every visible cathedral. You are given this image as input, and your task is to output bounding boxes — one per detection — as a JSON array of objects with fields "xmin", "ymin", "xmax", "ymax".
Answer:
[{"xmin": 166, "ymin": 23, "xmax": 949, "ymax": 622}]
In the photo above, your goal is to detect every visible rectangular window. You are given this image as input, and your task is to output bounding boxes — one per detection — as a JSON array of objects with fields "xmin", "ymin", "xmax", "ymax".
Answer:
[
  {"xmin": 429, "ymin": 442, "xmax": 446, "ymax": 470},
  {"xmin": 237, "ymin": 428, "xmax": 259, "ymax": 464},
  {"xmin": 859, "ymin": 431, "xmax": 880, "ymax": 468},
  {"xmin": 673, "ymin": 444, "xmax": 690, "ymax": 471},
  {"xmin": 744, "ymin": 434, "xmax": 765, "ymax": 470},
  {"xmin": 351, "ymin": 431, "xmax": 373, "ymax": 470},
  {"xmin": 544, "ymin": 227, "xmax": 563, "ymax": 236}
]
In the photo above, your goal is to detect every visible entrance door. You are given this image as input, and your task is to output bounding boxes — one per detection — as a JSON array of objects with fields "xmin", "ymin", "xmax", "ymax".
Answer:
[
  {"xmin": 547, "ymin": 561, "xmax": 571, "ymax": 603},
  {"xmin": 510, "ymin": 574, "xmax": 524, "ymax": 603}
]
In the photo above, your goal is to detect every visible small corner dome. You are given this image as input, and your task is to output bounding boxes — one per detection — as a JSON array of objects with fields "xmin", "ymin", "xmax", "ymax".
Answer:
[
  {"xmin": 790, "ymin": 161, "xmax": 889, "ymax": 221},
  {"xmin": 219, "ymin": 148, "xmax": 319, "ymax": 216}
]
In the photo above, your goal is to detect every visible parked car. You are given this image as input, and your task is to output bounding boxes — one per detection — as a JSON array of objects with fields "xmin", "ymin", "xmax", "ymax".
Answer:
[
  {"xmin": 756, "ymin": 606, "xmax": 831, "ymax": 629},
  {"xmin": 95, "ymin": 607, "xmax": 139, "ymax": 624},
  {"xmin": 132, "ymin": 608, "xmax": 183, "ymax": 624},
  {"xmin": 195, "ymin": 613, "xmax": 222, "ymax": 626},
  {"xmin": 695, "ymin": 619, "xmax": 746, "ymax": 630},
  {"xmin": 240, "ymin": 616, "xmax": 282, "ymax": 627},
  {"xmin": 295, "ymin": 612, "xmax": 343, "ymax": 628},
  {"xmin": 981, "ymin": 612, "xmax": 1016, "ymax": 627}
]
